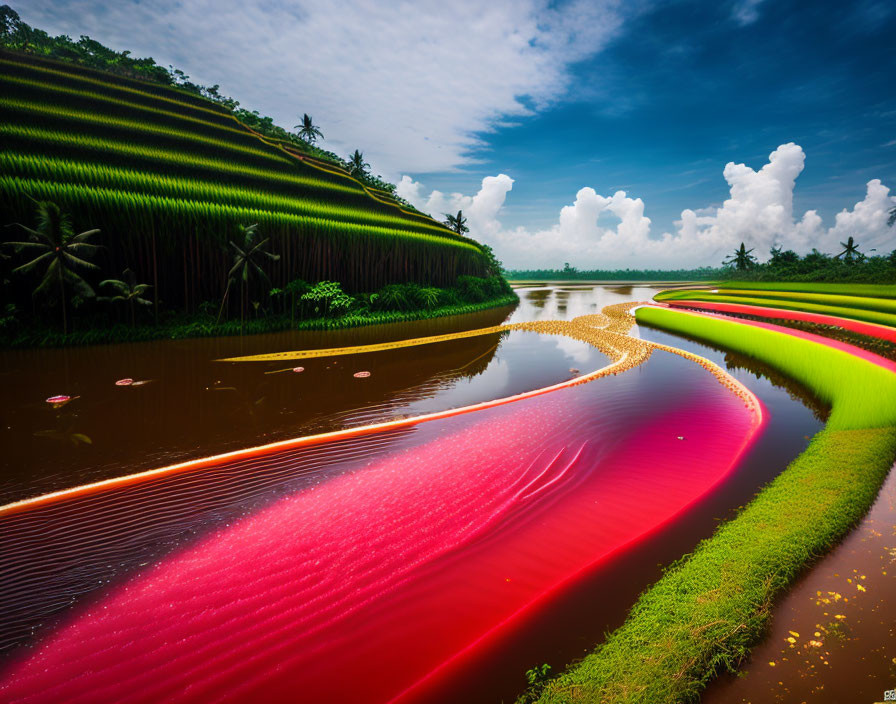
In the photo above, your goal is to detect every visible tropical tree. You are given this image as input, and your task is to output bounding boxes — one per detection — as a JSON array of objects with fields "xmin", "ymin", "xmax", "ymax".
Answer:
[
  {"xmin": 99, "ymin": 268, "xmax": 152, "ymax": 327},
  {"xmin": 218, "ymin": 224, "xmax": 280, "ymax": 331},
  {"xmin": 444, "ymin": 210, "xmax": 469, "ymax": 235},
  {"xmin": 294, "ymin": 113, "xmax": 323, "ymax": 144},
  {"xmin": 347, "ymin": 150, "xmax": 369, "ymax": 178},
  {"xmin": 835, "ymin": 235, "xmax": 863, "ymax": 263},
  {"xmin": 3, "ymin": 201, "xmax": 100, "ymax": 333},
  {"xmin": 723, "ymin": 242, "xmax": 757, "ymax": 271}
]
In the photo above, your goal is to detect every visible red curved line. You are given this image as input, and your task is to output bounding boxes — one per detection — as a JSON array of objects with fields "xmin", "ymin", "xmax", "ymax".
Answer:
[{"xmin": 664, "ymin": 299, "xmax": 896, "ymax": 343}]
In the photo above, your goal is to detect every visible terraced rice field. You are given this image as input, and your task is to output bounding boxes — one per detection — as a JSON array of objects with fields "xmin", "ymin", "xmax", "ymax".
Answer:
[{"xmin": 0, "ymin": 51, "xmax": 489, "ymax": 303}]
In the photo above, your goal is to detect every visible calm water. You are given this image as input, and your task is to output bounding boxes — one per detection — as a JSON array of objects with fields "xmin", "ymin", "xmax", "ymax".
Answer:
[{"xmin": 0, "ymin": 282, "xmax": 828, "ymax": 703}]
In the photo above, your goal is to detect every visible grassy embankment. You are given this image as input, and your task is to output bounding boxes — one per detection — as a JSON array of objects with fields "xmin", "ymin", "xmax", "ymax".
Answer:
[
  {"xmin": 655, "ymin": 285, "xmax": 896, "ymax": 328},
  {"xmin": 0, "ymin": 51, "xmax": 513, "ymax": 343},
  {"xmin": 526, "ymin": 304, "xmax": 896, "ymax": 703},
  {"xmin": 716, "ymin": 281, "xmax": 896, "ymax": 298}
]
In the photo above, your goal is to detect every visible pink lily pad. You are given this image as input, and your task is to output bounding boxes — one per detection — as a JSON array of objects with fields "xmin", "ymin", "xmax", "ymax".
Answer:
[{"xmin": 45, "ymin": 395, "xmax": 74, "ymax": 406}]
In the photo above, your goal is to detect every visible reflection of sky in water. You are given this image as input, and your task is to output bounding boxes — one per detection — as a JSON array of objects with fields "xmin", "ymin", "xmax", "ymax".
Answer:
[
  {"xmin": 397, "ymin": 330, "xmax": 605, "ymax": 417},
  {"xmin": 506, "ymin": 284, "xmax": 663, "ymax": 324}
]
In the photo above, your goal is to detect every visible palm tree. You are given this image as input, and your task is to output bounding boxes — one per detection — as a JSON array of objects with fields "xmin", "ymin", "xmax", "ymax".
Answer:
[
  {"xmin": 4, "ymin": 201, "xmax": 100, "ymax": 334},
  {"xmin": 99, "ymin": 268, "xmax": 152, "ymax": 327},
  {"xmin": 217, "ymin": 224, "xmax": 280, "ymax": 331},
  {"xmin": 347, "ymin": 150, "xmax": 369, "ymax": 178},
  {"xmin": 723, "ymin": 242, "xmax": 757, "ymax": 271},
  {"xmin": 444, "ymin": 210, "xmax": 469, "ymax": 235},
  {"xmin": 294, "ymin": 113, "xmax": 323, "ymax": 144},
  {"xmin": 835, "ymin": 236, "xmax": 862, "ymax": 263}
]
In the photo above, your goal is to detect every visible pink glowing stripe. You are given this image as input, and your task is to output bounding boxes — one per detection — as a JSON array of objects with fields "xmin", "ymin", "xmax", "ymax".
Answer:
[
  {"xmin": 0, "ymin": 356, "xmax": 763, "ymax": 704},
  {"xmin": 658, "ymin": 302, "xmax": 896, "ymax": 372},
  {"xmin": 665, "ymin": 299, "xmax": 896, "ymax": 344}
]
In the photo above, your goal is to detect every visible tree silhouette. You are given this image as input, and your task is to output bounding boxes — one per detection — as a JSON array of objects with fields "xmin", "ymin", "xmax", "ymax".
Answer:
[
  {"xmin": 218, "ymin": 224, "xmax": 280, "ymax": 331},
  {"xmin": 294, "ymin": 113, "xmax": 323, "ymax": 144},
  {"xmin": 723, "ymin": 242, "xmax": 757, "ymax": 271},
  {"xmin": 347, "ymin": 150, "xmax": 369, "ymax": 178},
  {"xmin": 99, "ymin": 268, "xmax": 152, "ymax": 327},
  {"xmin": 4, "ymin": 201, "xmax": 100, "ymax": 333},
  {"xmin": 443, "ymin": 210, "xmax": 469, "ymax": 235},
  {"xmin": 835, "ymin": 236, "xmax": 863, "ymax": 263}
]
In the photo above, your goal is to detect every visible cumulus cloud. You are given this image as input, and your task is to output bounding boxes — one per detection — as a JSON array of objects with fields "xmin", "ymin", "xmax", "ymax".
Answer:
[
  {"xmin": 20, "ymin": 0, "xmax": 629, "ymax": 176},
  {"xmin": 399, "ymin": 144, "xmax": 896, "ymax": 269}
]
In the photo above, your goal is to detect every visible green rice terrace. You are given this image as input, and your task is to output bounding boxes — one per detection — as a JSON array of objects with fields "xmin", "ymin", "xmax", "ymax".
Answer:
[{"xmin": 0, "ymin": 49, "xmax": 511, "ymax": 345}]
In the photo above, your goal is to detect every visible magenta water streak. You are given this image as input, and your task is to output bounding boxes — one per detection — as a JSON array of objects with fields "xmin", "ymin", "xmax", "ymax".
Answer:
[{"xmin": 0, "ymin": 354, "xmax": 761, "ymax": 704}]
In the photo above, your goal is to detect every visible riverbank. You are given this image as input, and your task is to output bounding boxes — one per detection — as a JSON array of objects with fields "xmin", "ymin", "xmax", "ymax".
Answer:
[
  {"xmin": 0, "ymin": 293, "xmax": 519, "ymax": 349},
  {"xmin": 528, "ymin": 305, "xmax": 896, "ymax": 703}
]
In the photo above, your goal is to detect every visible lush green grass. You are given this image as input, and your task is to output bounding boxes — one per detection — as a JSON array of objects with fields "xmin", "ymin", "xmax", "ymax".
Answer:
[
  {"xmin": 0, "ymin": 56, "xmax": 235, "ymax": 121},
  {"xmin": 655, "ymin": 290, "xmax": 896, "ymax": 329},
  {"xmin": 0, "ymin": 153, "xmax": 458, "ymax": 237},
  {"xmin": 0, "ymin": 176, "xmax": 480, "ymax": 254},
  {"xmin": 2, "ymin": 293, "xmax": 519, "ymax": 348},
  {"xmin": 0, "ymin": 97, "xmax": 289, "ymax": 163},
  {"xmin": 0, "ymin": 73, "xmax": 249, "ymax": 135},
  {"xmin": 525, "ymin": 306, "xmax": 896, "ymax": 703},
  {"xmin": 657, "ymin": 287, "xmax": 896, "ymax": 314},
  {"xmin": 718, "ymin": 281, "xmax": 896, "ymax": 298}
]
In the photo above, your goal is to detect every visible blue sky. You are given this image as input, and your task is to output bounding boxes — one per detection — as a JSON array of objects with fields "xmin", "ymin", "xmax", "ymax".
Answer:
[
  {"xmin": 17, "ymin": 0, "xmax": 896, "ymax": 268},
  {"xmin": 432, "ymin": 0, "xmax": 896, "ymax": 236}
]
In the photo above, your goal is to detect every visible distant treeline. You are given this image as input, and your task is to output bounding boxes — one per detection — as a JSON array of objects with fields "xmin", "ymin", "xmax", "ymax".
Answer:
[
  {"xmin": 507, "ymin": 264, "xmax": 721, "ymax": 281},
  {"xmin": 714, "ymin": 245, "xmax": 896, "ymax": 284}
]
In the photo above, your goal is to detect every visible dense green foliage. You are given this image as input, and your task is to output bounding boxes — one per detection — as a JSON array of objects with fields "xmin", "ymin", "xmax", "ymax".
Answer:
[
  {"xmin": 0, "ymin": 283, "xmax": 516, "ymax": 348},
  {"xmin": 523, "ymin": 306, "xmax": 896, "ymax": 703},
  {"xmin": 718, "ymin": 243, "xmax": 896, "ymax": 283}
]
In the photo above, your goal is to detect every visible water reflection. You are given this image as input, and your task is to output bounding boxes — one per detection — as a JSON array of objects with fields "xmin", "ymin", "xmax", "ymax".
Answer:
[{"xmin": 0, "ymin": 323, "xmax": 606, "ymax": 504}]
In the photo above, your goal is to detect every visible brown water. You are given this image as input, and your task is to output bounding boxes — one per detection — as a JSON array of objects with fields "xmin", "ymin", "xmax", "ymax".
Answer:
[
  {"xmin": 701, "ymin": 458, "xmax": 896, "ymax": 704},
  {"xmin": 0, "ymin": 303, "xmax": 613, "ymax": 504}
]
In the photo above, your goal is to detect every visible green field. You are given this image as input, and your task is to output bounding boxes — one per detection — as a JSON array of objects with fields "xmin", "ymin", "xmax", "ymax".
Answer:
[
  {"xmin": 655, "ymin": 286, "xmax": 896, "ymax": 328},
  {"xmin": 0, "ymin": 50, "xmax": 492, "ymax": 314},
  {"xmin": 527, "ymin": 306, "xmax": 896, "ymax": 703}
]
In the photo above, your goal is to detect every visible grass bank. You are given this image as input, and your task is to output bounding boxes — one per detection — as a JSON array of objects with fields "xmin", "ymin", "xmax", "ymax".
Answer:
[
  {"xmin": 717, "ymin": 281, "xmax": 896, "ymax": 298},
  {"xmin": 655, "ymin": 289, "xmax": 896, "ymax": 329},
  {"xmin": 526, "ymin": 306, "xmax": 896, "ymax": 703},
  {"xmin": 0, "ymin": 293, "xmax": 519, "ymax": 348}
]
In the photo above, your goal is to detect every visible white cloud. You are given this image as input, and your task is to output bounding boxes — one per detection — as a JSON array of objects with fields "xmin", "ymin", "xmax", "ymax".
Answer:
[
  {"xmin": 20, "ymin": 0, "xmax": 629, "ymax": 176},
  {"xmin": 732, "ymin": 0, "xmax": 765, "ymax": 26},
  {"xmin": 399, "ymin": 144, "xmax": 896, "ymax": 269}
]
